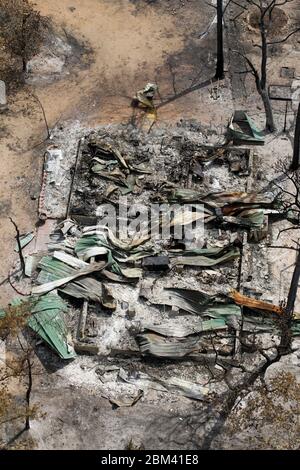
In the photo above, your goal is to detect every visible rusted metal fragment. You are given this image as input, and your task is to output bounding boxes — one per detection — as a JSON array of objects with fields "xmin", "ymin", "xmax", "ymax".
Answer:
[{"xmin": 229, "ymin": 290, "xmax": 284, "ymax": 315}]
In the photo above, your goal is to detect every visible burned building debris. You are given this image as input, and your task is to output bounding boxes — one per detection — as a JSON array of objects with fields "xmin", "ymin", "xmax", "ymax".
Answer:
[{"xmin": 2, "ymin": 117, "xmax": 300, "ymax": 435}]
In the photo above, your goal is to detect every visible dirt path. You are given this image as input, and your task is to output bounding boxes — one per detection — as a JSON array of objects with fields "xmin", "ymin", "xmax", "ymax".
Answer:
[{"xmin": 1, "ymin": 0, "xmax": 223, "ymax": 304}]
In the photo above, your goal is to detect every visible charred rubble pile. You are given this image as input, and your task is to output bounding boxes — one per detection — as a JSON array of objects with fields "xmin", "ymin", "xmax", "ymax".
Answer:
[{"xmin": 3, "ymin": 123, "xmax": 300, "ymax": 408}]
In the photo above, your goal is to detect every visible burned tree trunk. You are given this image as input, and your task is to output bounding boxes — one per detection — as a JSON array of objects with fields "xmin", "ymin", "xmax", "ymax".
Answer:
[
  {"xmin": 286, "ymin": 249, "xmax": 300, "ymax": 315},
  {"xmin": 279, "ymin": 248, "xmax": 300, "ymax": 353},
  {"xmin": 25, "ymin": 357, "xmax": 33, "ymax": 430},
  {"xmin": 260, "ymin": 88, "xmax": 276, "ymax": 133},
  {"xmin": 291, "ymin": 102, "xmax": 300, "ymax": 171},
  {"xmin": 22, "ymin": 58, "xmax": 27, "ymax": 73},
  {"xmin": 9, "ymin": 217, "xmax": 25, "ymax": 275},
  {"xmin": 259, "ymin": 15, "xmax": 276, "ymax": 133},
  {"xmin": 215, "ymin": 0, "xmax": 225, "ymax": 80}
]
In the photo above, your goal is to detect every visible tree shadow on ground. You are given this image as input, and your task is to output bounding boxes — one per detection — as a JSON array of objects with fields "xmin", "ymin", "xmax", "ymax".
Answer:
[{"xmin": 157, "ymin": 77, "xmax": 217, "ymax": 110}]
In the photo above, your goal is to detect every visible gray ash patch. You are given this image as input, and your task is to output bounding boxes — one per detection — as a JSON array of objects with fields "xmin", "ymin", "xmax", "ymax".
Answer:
[{"xmin": 70, "ymin": 124, "xmax": 250, "ymax": 217}]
